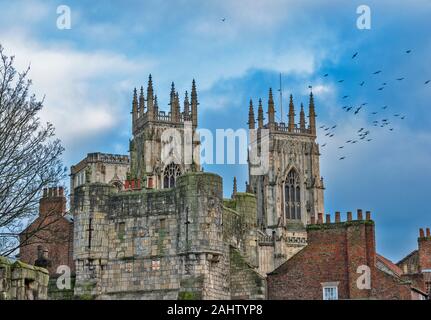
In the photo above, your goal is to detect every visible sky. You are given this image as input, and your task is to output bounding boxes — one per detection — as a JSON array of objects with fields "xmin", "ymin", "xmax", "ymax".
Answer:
[{"xmin": 0, "ymin": 0, "xmax": 430, "ymax": 262}]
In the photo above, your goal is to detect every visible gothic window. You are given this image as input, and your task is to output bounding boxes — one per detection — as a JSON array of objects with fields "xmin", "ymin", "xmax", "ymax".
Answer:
[
  {"xmin": 163, "ymin": 163, "xmax": 181, "ymax": 189},
  {"xmin": 284, "ymin": 169, "xmax": 301, "ymax": 220}
]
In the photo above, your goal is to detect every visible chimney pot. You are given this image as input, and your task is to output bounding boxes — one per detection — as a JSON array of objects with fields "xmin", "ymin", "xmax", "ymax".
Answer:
[
  {"xmin": 419, "ymin": 228, "xmax": 425, "ymax": 238},
  {"xmin": 317, "ymin": 213, "xmax": 323, "ymax": 224},
  {"xmin": 310, "ymin": 216, "xmax": 315, "ymax": 224},
  {"xmin": 426, "ymin": 228, "xmax": 430, "ymax": 237},
  {"xmin": 59, "ymin": 187, "xmax": 64, "ymax": 196},
  {"xmin": 357, "ymin": 209, "xmax": 363, "ymax": 220},
  {"xmin": 43, "ymin": 188, "xmax": 48, "ymax": 197},
  {"xmin": 366, "ymin": 211, "xmax": 371, "ymax": 220},
  {"xmin": 347, "ymin": 211, "xmax": 352, "ymax": 221},
  {"xmin": 335, "ymin": 212, "xmax": 341, "ymax": 223},
  {"xmin": 325, "ymin": 214, "xmax": 331, "ymax": 224}
]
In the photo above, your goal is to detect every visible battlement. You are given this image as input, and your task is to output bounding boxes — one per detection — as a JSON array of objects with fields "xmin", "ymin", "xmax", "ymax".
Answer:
[
  {"xmin": 40, "ymin": 186, "xmax": 66, "ymax": 217},
  {"xmin": 132, "ymin": 75, "xmax": 198, "ymax": 134},
  {"xmin": 308, "ymin": 209, "xmax": 373, "ymax": 227},
  {"xmin": 42, "ymin": 186, "xmax": 64, "ymax": 198},
  {"xmin": 248, "ymin": 89, "xmax": 317, "ymax": 138}
]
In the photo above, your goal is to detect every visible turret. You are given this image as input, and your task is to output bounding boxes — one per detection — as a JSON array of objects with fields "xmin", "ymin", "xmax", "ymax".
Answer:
[
  {"xmin": 248, "ymin": 99, "xmax": 255, "ymax": 129},
  {"xmin": 288, "ymin": 94, "xmax": 295, "ymax": 132},
  {"xmin": 232, "ymin": 176, "xmax": 237, "ymax": 198}
]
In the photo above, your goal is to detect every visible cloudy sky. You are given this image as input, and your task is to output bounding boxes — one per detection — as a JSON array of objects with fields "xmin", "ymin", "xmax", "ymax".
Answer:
[{"xmin": 0, "ymin": 0, "xmax": 430, "ymax": 262}]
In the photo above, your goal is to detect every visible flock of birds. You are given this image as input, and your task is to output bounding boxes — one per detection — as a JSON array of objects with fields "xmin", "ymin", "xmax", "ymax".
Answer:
[{"xmin": 317, "ymin": 49, "xmax": 430, "ymax": 160}]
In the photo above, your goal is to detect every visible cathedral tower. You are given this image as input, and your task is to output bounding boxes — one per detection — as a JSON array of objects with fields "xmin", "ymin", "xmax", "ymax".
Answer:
[
  {"xmin": 129, "ymin": 75, "xmax": 201, "ymax": 189},
  {"xmin": 248, "ymin": 89, "xmax": 324, "ymax": 270}
]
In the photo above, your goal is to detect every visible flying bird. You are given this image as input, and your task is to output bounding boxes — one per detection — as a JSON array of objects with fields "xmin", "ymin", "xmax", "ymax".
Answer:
[
  {"xmin": 221, "ymin": 18, "xmax": 226, "ymax": 22},
  {"xmin": 406, "ymin": 49, "xmax": 412, "ymax": 54},
  {"xmin": 359, "ymin": 81, "xmax": 365, "ymax": 86},
  {"xmin": 401, "ymin": 116, "xmax": 406, "ymax": 120},
  {"xmin": 331, "ymin": 125, "xmax": 337, "ymax": 129},
  {"xmin": 358, "ymin": 128, "xmax": 364, "ymax": 132},
  {"xmin": 425, "ymin": 80, "xmax": 431, "ymax": 85},
  {"xmin": 354, "ymin": 107, "xmax": 362, "ymax": 115},
  {"xmin": 371, "ymin": 112, "xmax": 378, "ymax": 115},
  {"xmin": 367, "ymin": 139, "xmax": 372, "ymax": 142},
  {"xmin": 396, "ymin": 77, "xmax": 405, "ymax": 81},
  {"xmin": 373, "ymin": 70, "xmax": 382, "ymax": 74},
  {"xmin": 339, "ymin": 157, "xmax": 346, "ymax": 160},
  {"xmin": 346, "ymin": 107, "xmax": 352, "ymax": 112},
  {"xmin": 361, "ymin": 103, "xmax": 368, "ymax": 106},
  {"xmin": 343, "ymin": 95, "xmax": 349, "ymax": 99},
  {"xmin": 378, "ymin": 87, "xmax": 385, "ymax": 91},
  {"xmin": 322, "ymin": 143, "xmax": 327, "ymax": 147},
  {"xmin": 324, "ymin": 73, "xmax": 329, "ymax": 77},
  {"xmin": 382, "ymin": 106, "xmax": 388, "ymax": 110},
  {"xmin": 352, "ymin": 52, "xmax": 358, "ymax": 59},
  {"xmin": 339, "ymin": 146, "xmax": 344, "ymax": 149},
  {"xmin": 338, "ymin": 80, "xmax": 344, "ymax": 83}
]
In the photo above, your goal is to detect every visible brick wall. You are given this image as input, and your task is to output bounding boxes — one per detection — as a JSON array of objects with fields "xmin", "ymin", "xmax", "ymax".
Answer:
[
  {"xmin": 418, "ymin": 228, "xmax": 431, "ymax": 271},
  {"xmin": 19, "ymin": 187, "xmax": 74, "ymax": 275}
]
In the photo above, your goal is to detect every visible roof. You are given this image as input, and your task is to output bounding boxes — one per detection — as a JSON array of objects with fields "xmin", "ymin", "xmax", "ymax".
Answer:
[
  {"xmin": 376, "ymin": 253, "xmax": 403, "ymax": 277},
  {"xmin": 396, "ymin": 249, "xmax": 418, "ymax": 265}
]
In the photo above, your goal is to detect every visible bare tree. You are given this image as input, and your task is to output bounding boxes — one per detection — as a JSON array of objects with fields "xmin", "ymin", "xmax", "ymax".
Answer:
[{"xmin": 0, "ymin": 45, "xmax": 66, "ymax": 256}]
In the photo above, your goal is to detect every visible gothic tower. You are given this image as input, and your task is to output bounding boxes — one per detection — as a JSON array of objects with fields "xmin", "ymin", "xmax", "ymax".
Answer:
[
  {"xmin": 129, "ymin": 75, "xmax": 201, "ymax": 189},
  {"xmin": 248, "ymin": 89, "xmax": 324, "ymax": 270}
]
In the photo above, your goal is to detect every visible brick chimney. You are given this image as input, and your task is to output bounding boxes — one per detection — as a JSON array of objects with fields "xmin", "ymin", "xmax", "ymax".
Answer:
[
  {"xmin": 39, "ymin": 187, "xmax": 66, "ymax": 217},
  {"xmin": 418, "ymin": 227, "xmax": 431, "ymax": 271},
  {"xmin": 306, "ymin": 210, "xmax": 375, "ymax": 299}
]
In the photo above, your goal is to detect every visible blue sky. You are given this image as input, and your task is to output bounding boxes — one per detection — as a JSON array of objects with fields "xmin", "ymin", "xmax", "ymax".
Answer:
[{"xmin": 0, "ymin": 0, "xmax": 430, "ymax": 262}]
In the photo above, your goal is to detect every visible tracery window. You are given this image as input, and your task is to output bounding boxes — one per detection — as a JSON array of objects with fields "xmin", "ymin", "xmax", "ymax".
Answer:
[
  {"xmin": 284, "ymin": 169, "xmax": 301, "ymax": 220},
  {"xmin": 163, "ymin": 163, "xmax": 181, "ymax": 188}
]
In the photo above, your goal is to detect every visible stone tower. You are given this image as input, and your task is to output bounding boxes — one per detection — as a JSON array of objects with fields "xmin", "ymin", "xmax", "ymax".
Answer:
[
  {"xmin": 248, "ymin": 89, "xmax": 325, "ymax": 271},
  {"xmin": 129, "ymin": 75, "xmax": 201, "ymax": 189}
]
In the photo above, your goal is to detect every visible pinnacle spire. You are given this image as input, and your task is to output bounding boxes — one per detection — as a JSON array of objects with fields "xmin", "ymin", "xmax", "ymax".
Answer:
[
  {"xmin": 248, "ymin": 99, "xmax": 255, "ymax": 129},
  {"xmin": 300, "ymin": 103, "xmax": 306, "ymax": 130},
  {"xmin": 147, "ymin": 74, "xmax": 154, "ymax": 119},
  {"xmin": 139, "ymin": 86, "xmax": 145, "ymax": 114},
  {"xmin": 257, "ymin": 98, "xmax": 264, "ymax": 128},
  {"xmin": 267, "ymin": 88, "xmax": 275, "ymax": 125},
  {"xmin": 288, "ymin": 94, "xmax": 295, "ymax": 132},
  {"xmin": 232, "ymin": 176, "xmax": 237, "ymax": 198},
  {"xmin": 308, "ymin": 92, "xmax": 316, "ymax": 136},
  {"xmin": 184, "ymin": 91, "xmax": 190, "ymax": 117},
  {"xmin": 191, "ymin": 79, "xmax": 198, "ymax": 126}
]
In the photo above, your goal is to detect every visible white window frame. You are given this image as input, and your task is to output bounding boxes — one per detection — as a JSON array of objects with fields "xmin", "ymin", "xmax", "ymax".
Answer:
[{"xmin": 322, "ymin": 282, "xmax": 339, "ymax": 300}]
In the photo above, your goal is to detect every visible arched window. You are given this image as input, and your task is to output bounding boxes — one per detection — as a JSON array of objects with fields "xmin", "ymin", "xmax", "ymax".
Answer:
[
  {"xmin": 284, "ymin": 169, "xmax": 301, "ymax": 220},
  {"xmin": 163, "ymin": 163, "xmax": 181, "ymax": 188}
]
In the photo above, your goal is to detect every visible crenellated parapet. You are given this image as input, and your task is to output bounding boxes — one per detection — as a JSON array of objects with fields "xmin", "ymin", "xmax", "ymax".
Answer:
[
  {"xmin": 132, "ymin": 75, "xmax": 198, "ymax": 135},
  {"xmin": 248, "ymin": 89, "xmax": 317, "ymax": 137}
]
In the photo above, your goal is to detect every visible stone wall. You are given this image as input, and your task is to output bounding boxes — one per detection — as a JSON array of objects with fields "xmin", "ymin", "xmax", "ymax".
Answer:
[
  {"xmin": 73, "ymin": 172, "xmax": 232, "ymax": 300},
  {"xmin": 0, "ymin": 256, "xmax": 49, "ymax": 300}
]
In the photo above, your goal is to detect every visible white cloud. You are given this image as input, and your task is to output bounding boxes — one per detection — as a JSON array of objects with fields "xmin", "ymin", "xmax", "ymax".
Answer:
[{"xmin": 0, "ymin": 30, "xmax": 154, "ymax": 146}]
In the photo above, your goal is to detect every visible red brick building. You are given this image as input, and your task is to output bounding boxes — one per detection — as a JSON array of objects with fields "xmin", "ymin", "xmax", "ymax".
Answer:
[
  {"xmin": 267, "ymin": 210, "xmax": 429, "ymax": 300},
  {"xmin": 397, "ymin": 228, "xmax": 431, "ymax": 295},
  {"xmin": 19, "ymin": 187, "xmax": 74, "ymax": 275}
]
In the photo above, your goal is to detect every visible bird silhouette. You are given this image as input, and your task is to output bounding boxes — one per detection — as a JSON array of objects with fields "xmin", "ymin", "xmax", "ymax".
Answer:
[
  {"xmin": 324, "ymin": 73, "xmax": 329, "ymax": 77},
  {"xmin": 343, "ymin": 95, "xmax": 349, "ymax": 99},
  {"xmin": 339, "ymin": 157, "xmax": 346, "ymax": 160},
  {"xmin": 425, "ymin": 80, "xmax": 431, "ymax": 85},
  {"xmin": 367, "ymin": 139, "xmax": 372, "ymax": 142},
  {"xmin": 320, "ymin": 125, "xmax": 325, "ymax": 129},
  {"xmin": 331, "ymin": 125, "xmax": 337, "ymax": 129},
  {"xmin": 346, "ymin": 140, "xmax": 351, "ymax": 143},
  {"xmin": 406, "ymin": 50, "xmax": 412, "ymax": 54},
  {"xmin": 396, "ymin": 77, "xmax": 405, "ymax": 81},
  {"xmin": 221, "ymin": 18, "xmax": 226, "ymax": 22},
  {"xmin": 354, "ymin": 107, "xmax": 362, "ymax": 115},
  {"xmin": 338, "ymin": 80, "xmax": 344, "ymax": 83},
  {"xmin": 371, "ymin": 112, "xmax": 378, "ymax": 115},
  {"xmin": 401, "ymin": 116, "xmax": 406, "ymax": 120},
  {"xmin": 378, "ymin": 87, "xmax": 385, "ymax": 91},
  {"xmin": 358, "ymin": 128, "xmax": 364, "ymax": 132},
  {"xmin": 360, "ymin": 81, "xmax": 365, "ymax": 86},
  {"xmin": 382, "ymin": 82, "xmax": 387, "ymax": 86},
  {"xmin": 389, "ymin": 128, "xmax": 394, "ymax": 131},
  {"xmin": 352, "ymin": 52, "xmax": 358, "ymax": 59},
  {"xmin": 361, "ymin": 103, "xmax": 368, "ymax": 106},
  {"xmin": 339, "ymin": 146, "xmax": 344, "ymax": 149},
  {"xmin": 329, "ymin": 134, "xmax": 334, "ymax": 137},
  {"xmin": 382, "ymin": 106, "xmax": 388, "ymax": 110},
  {"xmin": 394, "ymin": 114, "xmax": 400, "ymax": 117},
  {"xmin": 373, "ymin": 70, "xmax": 382, "ymax": 74},
  {"xmin": 322, "ymin": 143, "xmax": 327, "ymax": 147},
  {"xmin": 346, "ymin": 107, "xmax": 352, "ymax": 112}
]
